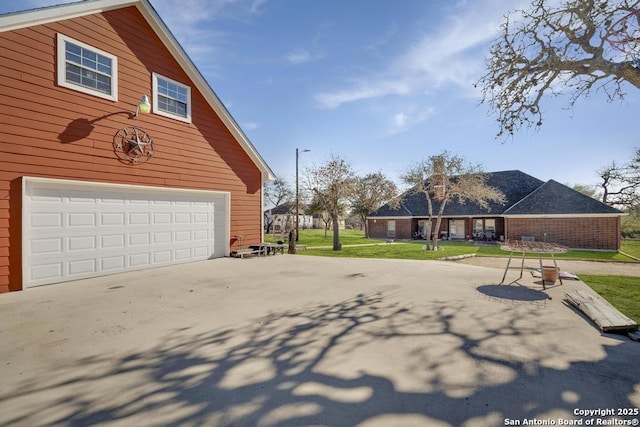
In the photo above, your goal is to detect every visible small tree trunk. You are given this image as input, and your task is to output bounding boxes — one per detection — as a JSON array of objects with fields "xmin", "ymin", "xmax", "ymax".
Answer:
[
  {"xmin": 432, "ymin": 200, "xmax": 447, "ymax": 251},
  {"xmin": 332, "ymin": 214, "xmax": 342, "ymax": 251},
  {"xmin": 288, "ymin": 229, "xmax": 296, "ymax": 254},
  {"xmin": 423, "ymin": 218, "xmax": 432, "ymax": 250},
  {"xmin": 432, "ymin": 216, "xmax": 442, "ymax": 250},
  {"xmin": 362, "ymin": 214, "xmax": 369, "ymax": 238}
]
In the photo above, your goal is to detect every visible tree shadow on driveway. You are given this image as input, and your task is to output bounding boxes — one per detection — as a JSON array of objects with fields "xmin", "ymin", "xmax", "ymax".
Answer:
[{"xmin": 1, "ymin": 292, "xmax": 638, "ymax": 426}]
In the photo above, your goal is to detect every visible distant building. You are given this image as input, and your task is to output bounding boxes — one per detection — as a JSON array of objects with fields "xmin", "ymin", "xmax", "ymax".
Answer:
[
  {"xmin": 368, "ymin": 170, "xmax": 624, "ymax": 250},
  {"xmin": 265, "ymin": 203, "xmax": 313, "ymax": 233}
]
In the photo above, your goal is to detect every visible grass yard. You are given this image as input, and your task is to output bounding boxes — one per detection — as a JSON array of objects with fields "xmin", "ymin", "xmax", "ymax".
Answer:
[
  {"xmin": 621, "ymin": 240, "xmax": 640, "ymax": 259},
  {"xmin": 282, "ymin": 230, "xmax": 636, "ymax": 262},
  {"xmin": 264, "ymin": 229, "xmax": 380, "ymax": 246},
  {"xmin": 578, "ymin": 274, "xmax": 640, "ymax": 323},
  {"xmin": 302, "ymin": 240, "xmax": 480, "ymax": 260}
]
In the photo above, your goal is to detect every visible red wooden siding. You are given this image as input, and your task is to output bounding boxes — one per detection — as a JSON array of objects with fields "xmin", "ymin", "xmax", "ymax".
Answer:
[{"xmin": 0, "ymin": 7, "xmax": 263, "ymax": 292}]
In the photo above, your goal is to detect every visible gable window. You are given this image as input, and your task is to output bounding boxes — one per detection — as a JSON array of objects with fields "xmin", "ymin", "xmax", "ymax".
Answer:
[
  {"xmin": 152, "ymin": 73, "xmax": 191, "ymax": 123},
  {"xmin": 56, "ymin": 34, "xmax": 117, "ymax": 101}
]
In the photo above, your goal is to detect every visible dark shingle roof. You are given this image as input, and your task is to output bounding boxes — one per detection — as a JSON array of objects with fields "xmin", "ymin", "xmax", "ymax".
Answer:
[
  {"xmin": 265, "ymin": 202, "xmax": 295, "ymax": 215},
  {"xmin": 369, "ymin": 170, "xmax": 622, "ymax": 218},
  {"xmin": 370, "ymin": 170, "xmax": 543, "ymax": 217},
  {"xmin": 503, "ymin": 180, "xmax": 623, "ymax": 215}
]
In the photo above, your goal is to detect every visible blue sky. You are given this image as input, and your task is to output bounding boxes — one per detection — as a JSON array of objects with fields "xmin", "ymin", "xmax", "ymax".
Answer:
[{"xmin": 2, "ymin": 0, "xmax": 637, "ymax": 190}]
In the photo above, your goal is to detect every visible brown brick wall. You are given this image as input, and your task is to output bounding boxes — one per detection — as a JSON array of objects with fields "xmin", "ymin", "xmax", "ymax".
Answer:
[
  {"xmin": 368, "ymin": 216, "xmax": 621, "ymax": 250},
  {"xmin": 368, "ymin": 218, "xmax": 412, "ymax": 239},
  {"xmin": 505, "ymin": 217, "xmax": 620, "ymax": 250}
]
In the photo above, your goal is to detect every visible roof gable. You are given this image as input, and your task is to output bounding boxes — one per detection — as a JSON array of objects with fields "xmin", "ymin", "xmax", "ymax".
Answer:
[
  {"xmin": 503, "ymin": 179, "xmax": 624, "ymax": 215},
  {"xmin": 0, "ymin": 0, "xmax": 275, "ymax": 181}
]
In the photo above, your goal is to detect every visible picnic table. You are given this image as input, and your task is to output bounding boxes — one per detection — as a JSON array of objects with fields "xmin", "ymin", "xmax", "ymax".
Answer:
[{"xmin": 498, "ymin": 240, "xmax": 568, "ymax": 289}]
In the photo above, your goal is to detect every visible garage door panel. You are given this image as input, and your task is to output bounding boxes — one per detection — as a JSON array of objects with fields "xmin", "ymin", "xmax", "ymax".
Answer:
[
  {"xmin": 31, "ymin": 237, "xmax": 62, "ymax": 254},
  {"xmin": 68, "ymin": 259, "xmax": 96, "ymax": 276},
  {"xmin": 31, "ymin": 212, "xmax": 62, "ymax": 228},
  {"xmin": 102, "ymin": 256, "xmax": 125, "ymax": 271},
  {"xmin": 24, "ymin": 178, "xmax": 229, "ymax": 287}
]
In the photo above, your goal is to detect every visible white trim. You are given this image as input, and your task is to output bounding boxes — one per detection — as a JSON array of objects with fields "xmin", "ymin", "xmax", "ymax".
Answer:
[
  {"xmin": 23, "ymin": 175, "xmax": 232, "ymax": 197},
  {"xmin": 56, "ymin": 33, "xmax": 118, "ymax": 101},
  {"xmin": 369, "ymin": 213, "xmax": 625, "ymax": 220},
  {"xmin": 367, "ymin": 216, "xmax": 413, "ymax": 220},
  {"xmin": 22, "ymin": 176, "xmax": 231, "ymax": 288},
  {"xmin": 504, "ymin": 213, "xmax": 625, "ymax": 218},
  {"xmin": 152, "ymin": 72, "xmax": 191, "ymax": 123},
  {"xmin": 0, "ymin": 0, "xmax": 136, "ymax": 32}
]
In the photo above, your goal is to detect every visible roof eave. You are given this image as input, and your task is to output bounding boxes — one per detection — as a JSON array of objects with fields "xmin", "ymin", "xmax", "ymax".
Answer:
[
  {"xmin": 503, "ymin": 213, "xmax": 626, "ymax": 218},
  {"xmin": 0, "ymin": 0, "xmax": 136, "ymax": 31}
]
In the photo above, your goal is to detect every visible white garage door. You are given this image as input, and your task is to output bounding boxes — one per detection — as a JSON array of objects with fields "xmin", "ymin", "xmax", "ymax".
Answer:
[{"xmin": 23, "ymin": 177, "xmax": 230, "ymax": 287}]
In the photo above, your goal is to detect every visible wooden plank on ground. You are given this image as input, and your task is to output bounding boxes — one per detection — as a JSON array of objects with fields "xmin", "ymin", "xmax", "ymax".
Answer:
[{"xmin": 565, "ymin": 290, "xmax": 639, "ymax": 332}]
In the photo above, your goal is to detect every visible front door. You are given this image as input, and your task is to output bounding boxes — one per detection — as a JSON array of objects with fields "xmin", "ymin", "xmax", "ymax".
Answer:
[{"xmin": 449, "ymin": 219, "xmax": 466, "ymax": 239}]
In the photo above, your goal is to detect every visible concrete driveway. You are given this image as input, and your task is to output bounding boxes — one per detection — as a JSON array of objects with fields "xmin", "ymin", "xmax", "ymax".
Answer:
[{"xmin": 0, "ymin": 255, "xmax": 638, "ymax": 427}]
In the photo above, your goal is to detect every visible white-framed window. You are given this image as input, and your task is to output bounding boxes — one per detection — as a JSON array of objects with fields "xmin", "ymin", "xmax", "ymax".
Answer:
[
  {"xmin": 152, "ymin": 73, "xmax": 191, "ymax": 123},
  {"xmin": 387, "ymin": 220, "xmax": 396, "ymax": 238},
  {"xmin": 56, "ymin": 33, "xmax": 117, "ymax": 101}
]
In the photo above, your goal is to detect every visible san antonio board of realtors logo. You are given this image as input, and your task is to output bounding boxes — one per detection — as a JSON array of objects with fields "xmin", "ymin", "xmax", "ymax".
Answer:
[{"xmin": 113, "ymin": 126, "xmax": 155, "ymax": 165}]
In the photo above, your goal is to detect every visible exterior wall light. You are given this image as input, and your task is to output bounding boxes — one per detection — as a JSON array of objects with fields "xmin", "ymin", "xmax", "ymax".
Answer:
[{"xmin": 134, "ymin": 95, "xmax": 151, "ymax": 118}]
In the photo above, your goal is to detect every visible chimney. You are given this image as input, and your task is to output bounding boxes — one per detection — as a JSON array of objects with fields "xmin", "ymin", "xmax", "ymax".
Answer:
[{"xmin": 432, "ymin": 156, "xmax": 445, "ymax": 201}]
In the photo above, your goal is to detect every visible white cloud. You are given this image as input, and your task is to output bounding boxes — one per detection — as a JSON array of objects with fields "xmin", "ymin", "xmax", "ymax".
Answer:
[
  {"xmin": 152, "ymin": 0, "xmax": 267, "ymax": 60},
  {"xmin": 389, "ymin": 106, "xmax": 435, "ymax": 134},
  {"xmin": 286, "ymin": 48, "xmax": 311, "ymax": 64},
  {"xmin": 315, "ymin": 0, "xmax": 531, "ymax": 110},
  {"xmin": 243, "ymin": 122, "xmax": 259, "ymax": 130},
  {"xmin": 316, "ymin": 79, "xmax": 411, "ymax": 109},
  {"xmin": 393, "ymin": 112, "xmax": 407, "ymax": 128}
]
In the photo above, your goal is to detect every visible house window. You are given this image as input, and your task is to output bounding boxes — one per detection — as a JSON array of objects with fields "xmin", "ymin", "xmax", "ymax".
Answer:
[
  {"xmin": 153, "ymin": 73, "xmax": 191, "ymax": 123},
  {"xmin": 387, "ymin": 220, "xmax": 396, "ymax": 238},
  {"xmin": 56, "ymin": 34, "xmax": 117, "ymax": 101}
]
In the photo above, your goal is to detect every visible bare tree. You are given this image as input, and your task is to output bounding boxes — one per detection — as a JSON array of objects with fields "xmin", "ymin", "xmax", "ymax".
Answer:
[
  {"xmin": 350, "ymin": 172, "xmax": 398, "ymax": 238},
  {"xmin": 569, "ymin": 183, "xmax": 601, "ymax": 199},
  {"xmin": 477, "ymin": 0, "xmax": 640, "ymax": 138},
  {"xmin": 304, "ymin": 155, "xmax": 355, "ymax": 251},
  {"xmin": 264, "ymin": 177, "xmax": 294, "ymax": 209},
  {"xmin": 597, "ymin": 147, "xmax": 640, "ymax": 207},
  {"xmin": 399, "ymin": 151, "xmax": 505, "ymax": 251},
  {"xmin": 307, "ymin": 196, "xmax": 331, "ymax": 238}
]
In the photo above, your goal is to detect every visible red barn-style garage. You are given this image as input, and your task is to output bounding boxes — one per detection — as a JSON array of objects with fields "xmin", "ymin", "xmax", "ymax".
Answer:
[{"xmin": 0, "ymin": 0, "xmax": 274, "ymax": 292}]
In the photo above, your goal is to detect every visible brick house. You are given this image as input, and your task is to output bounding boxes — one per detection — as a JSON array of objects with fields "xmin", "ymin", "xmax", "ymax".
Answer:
[
  {"xmin": 367, "ymin": 170, "xmax": 624, "ymax": 250},
  {"xmin": 0, "ymin": 0, "xmax": 274, "ymax": 292}
]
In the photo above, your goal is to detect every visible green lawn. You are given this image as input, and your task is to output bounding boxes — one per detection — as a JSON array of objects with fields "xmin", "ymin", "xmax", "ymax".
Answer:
[
  {"xmin": 282, "ymin": 230, "xmax": 636, "ymax": 262},
  {"xmin": 621, "ymin": 240, "xmax": 640, "ymax": 259},
  {"xmin": 302, "ymin": 240, "xmax": 480, "ymax": 260},
  {"xmin": 578, "ymin": 274, "xmax": 640, "ymax": 323},
  {"xmin": 264, "ymin": 229, "xmax": 380, "ymax": 246}
]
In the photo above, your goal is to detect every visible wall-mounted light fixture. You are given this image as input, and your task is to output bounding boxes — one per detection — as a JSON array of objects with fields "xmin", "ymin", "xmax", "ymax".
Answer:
[{"xmin": 134, "ymin": 95, "xmax": 151, "ymax": 118}]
